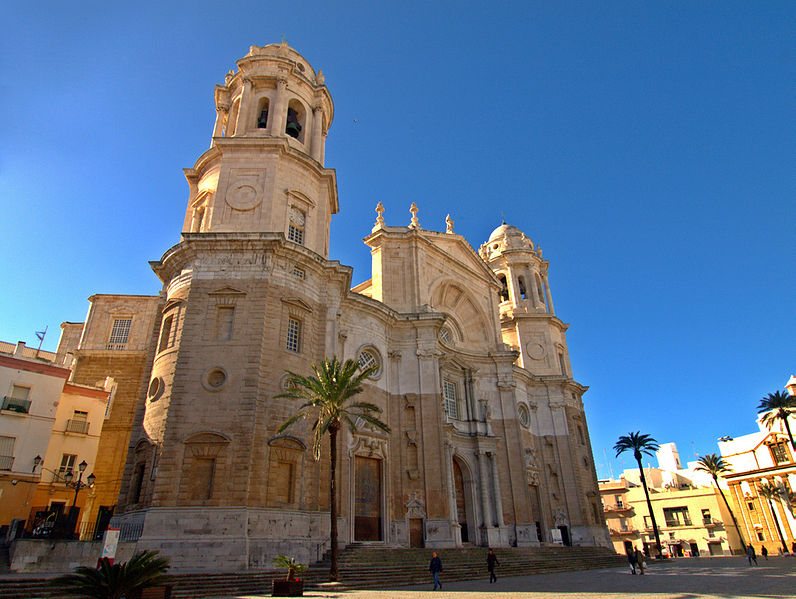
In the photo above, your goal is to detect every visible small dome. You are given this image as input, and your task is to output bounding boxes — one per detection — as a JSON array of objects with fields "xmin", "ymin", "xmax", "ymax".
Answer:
[{"xmin": 488, "ymin": 223, "xmax": 523, "ymax": 242}]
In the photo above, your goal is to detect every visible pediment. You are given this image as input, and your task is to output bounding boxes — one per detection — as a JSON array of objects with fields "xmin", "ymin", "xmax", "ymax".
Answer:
[
  {"xmin": 208, "ymin": 286, "xmax": 247, "ymax": 296},
  {"xmin": 281, "ymin": 297, "xmax": 313, "ymax": 313}
]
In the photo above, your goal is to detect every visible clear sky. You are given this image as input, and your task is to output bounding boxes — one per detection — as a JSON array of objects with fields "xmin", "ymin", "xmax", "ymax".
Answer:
[{"xmin": 1, "ymin": 2, "xmax": 793, "ymax": 479}]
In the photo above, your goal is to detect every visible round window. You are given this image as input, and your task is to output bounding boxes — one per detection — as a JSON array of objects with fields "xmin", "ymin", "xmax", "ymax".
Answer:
[
  {"xmin": 518, "ymin": 403, "xmax": 530, "ymax": 428},
  {"xmin": 147, "ymin": 377, "xmax": 163, "ymax": 401},
  {"xmin": 439, "ymin": 327, "xmax": 452, "ymax": 344},
  {"xmin": 201, "ymin": 366, "xmax": 228, "ymax": 391},
  {"xmin": 357, "ymin": 347, "xmax": 381, "ymax": 378}
]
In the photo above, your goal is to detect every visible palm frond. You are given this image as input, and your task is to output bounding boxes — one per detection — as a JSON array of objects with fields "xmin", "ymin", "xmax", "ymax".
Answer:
[{"xmin": 614, "ymin": 431, "xmax": 659, "ymax": 458}]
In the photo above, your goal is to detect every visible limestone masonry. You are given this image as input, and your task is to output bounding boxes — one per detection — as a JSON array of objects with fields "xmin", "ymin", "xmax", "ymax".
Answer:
[{"xmin": 60, "ymin": 43, "xmax": 611, "ymax": 570}]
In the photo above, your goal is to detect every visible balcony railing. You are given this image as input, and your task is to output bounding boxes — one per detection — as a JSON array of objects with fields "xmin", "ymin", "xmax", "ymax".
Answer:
[
  {"xmin": 0, "ymin": 455, "xmax": 14, "ymax": 470},
  {"xmin": 664, "ymin": 520, "xmax": 692, "ymax": 528},
  {"xmin": 609, "ymin": 527, "xmax": 637, "ymax": 535},
  {"xmin": 106, "ymin": 343, "xmax": 127, "ymax": 350},
  {"xmin": 1, "ymin": 396, "xmax": 31, "ymax": 414},
  {"xmin": 65, "ymin": 419, "xmax": 90, "ymax": 434},
  {"xmin": 603, "ymin": 503, "xmax": 631, "ymax": 512}
]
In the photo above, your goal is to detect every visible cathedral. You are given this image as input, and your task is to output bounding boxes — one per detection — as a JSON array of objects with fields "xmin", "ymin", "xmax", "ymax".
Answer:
[{"xmin": 66, "ymin": 43, "xmax": 608, "ymax": 570}]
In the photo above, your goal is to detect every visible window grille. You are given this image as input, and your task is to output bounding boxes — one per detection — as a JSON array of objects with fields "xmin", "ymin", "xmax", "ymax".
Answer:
[
  {"xmin": 108, "ymin": 318, "xmax": 132, "ymax": 348},
  {"xmin": 288, "ymin": 207, "xmax": 305, "ymax": 245},
  {"xmin": 58, "ymin": 454, "xmax": 77, "ymax": 479},
  {"xmin": 286, "ymin": 318, "xmax": 301, "ymax": 353},
  {"xmin": 0, "ymin": 436, "xmax": 15, "ymax": 470},
  {"xmin": 292, "ymin": 267, "xmax": 305, "ymax": 279}
]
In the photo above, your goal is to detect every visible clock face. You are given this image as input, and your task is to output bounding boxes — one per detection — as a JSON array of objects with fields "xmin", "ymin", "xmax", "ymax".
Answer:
[{"xmin": 290, "ymin": 207, "xmax": 306, "ymax": 226}]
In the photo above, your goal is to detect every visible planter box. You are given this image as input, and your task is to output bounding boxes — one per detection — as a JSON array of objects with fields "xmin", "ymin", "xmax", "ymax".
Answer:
[{"xmin": 272, "ymin": 579, "xmax": 304, "ymax": 596}]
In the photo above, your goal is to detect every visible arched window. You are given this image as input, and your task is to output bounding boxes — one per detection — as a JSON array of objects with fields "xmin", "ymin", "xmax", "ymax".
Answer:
[
  {"xmin": 535, "ymin": 274, "xmax": 545, "ymax": 303},
  {"xmin": 256, "ymin": 97, "xmax": 270, "ymax": 129},
  {"xmin": 498, "ymin": 275, "xmax": 509, "ymax": 302},
  {"xmin": 285, "ymin": 100, "xmax": 305, "ymax": 141},
  {"xmin": 518, "ymin": 276, "xmax": 527, "ymax": 300},
  {"xmin": 288, "ymin": 206, "xmax": 305, "ymax": 245},
  {"xmin": 357, "ymin": 346, "xmax": 382, "ymax": 378}
]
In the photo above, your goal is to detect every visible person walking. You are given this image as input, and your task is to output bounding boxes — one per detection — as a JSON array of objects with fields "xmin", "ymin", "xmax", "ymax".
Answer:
[
  {"xmin": 761, "ymin": 545, "xmax": 768, "ymax": 560},
  {"xmin": 429, "ymin": 552, "xmax": 443, "ymax": 590},
  {"xmin": 634, "ymin": 547, "xmax": 646, "ymax": 575},
  {"xmin": 487, "ymin": 548, "xmax": 499, "ymax": 583},
  {"xmin": 627, "ymin": 547, "xmax": 638, "ymax": 574},
  {"xmin": 746, "ymin": 544, "xmax": 758, "ymax": 566}
]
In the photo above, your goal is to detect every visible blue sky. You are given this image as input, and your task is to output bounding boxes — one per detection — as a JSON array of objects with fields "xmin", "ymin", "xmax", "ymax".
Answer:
[{"xmin": 1, "ymin": 2, "xmax": 793, "ymax": 479}]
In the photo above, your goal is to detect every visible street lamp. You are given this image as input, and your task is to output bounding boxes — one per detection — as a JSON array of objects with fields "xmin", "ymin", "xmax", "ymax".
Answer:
[{"xmin": 65, "ymin": 460, "xmax": 95, "ymax": 508}]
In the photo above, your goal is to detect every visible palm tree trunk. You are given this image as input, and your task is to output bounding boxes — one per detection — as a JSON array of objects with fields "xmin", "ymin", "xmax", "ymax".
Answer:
[
  {"xmin": 637, "ymin": 457, "xmax": 663, "ymax": 558},
  {"xmin": 783, "ymin": 417, "xmax": 796, "ymax": 452},
  {"xmin": 766, "ymin": 498, "xmax": 788, "ymax": 554},
  {"xmin": 329, "ymin": 422, "xmax": 339, "ymax": 582},
  {"xmin": 712, "ymin": 475, "xmax": 745, "ymax": 552}
]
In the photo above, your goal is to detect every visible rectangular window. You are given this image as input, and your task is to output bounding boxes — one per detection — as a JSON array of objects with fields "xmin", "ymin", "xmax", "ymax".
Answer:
[
  {"xmin": 190, "ymin": 457, "xmax": 215, "ymax": 500},
  {"xmin": 708, "ymin": 527, "xmax": 715, "ymax": 538},
  {"xmin": 58, "ymin": 453, "xmax": 77, "ymax": 479},
  {"xmin": 770, "ymin": 442, "xmax": 790, "ymax": 464},
  {"xmin": 663, "ymin": 506, "xmax": 692, "ymax": 527},
  {"xmin": 288, "ymin": 207, "xmax": 305, "ymax": 245},
  {"xmin": 158, "ymin": 315, "xmax": 173, "ymax": 352},
  {"xmin": 286, "ymin": 318, "xmax": 301, "ymax": 353},
  {"xmin": 747, "ymin": 501, "xmax": 755, "ymax": 511},
  {"xmin": 0, "ymin": 435, "xmax": 15, "ymax": 470},
  {"xmin": 107, "ymin": 318, "xmax": 132, "ymax": 349},
  {"xmin": 615, "ymin": 495, "xmax": 624, "ymax": 509},
  {"xmin": 2, "ymin": 385, "xmax": 32, "ymax": 413},
  {"xmin": 442, "ymin": 379, "xmax": 458, "ymax": 419},
  {"xmin": 757, "ymin": 532, "xmax": 765, "ymax": 541},
  {"xmin": 558, "ymin": 352, "xmax": 567, "ymax": 375},
  {"xmin": 702, "ymin": 508, "xmax": 711, "ymax": 525},
  {"xmin": 292, "ymin": 267, "xmax": 305, "ymax": 279},
  {"xmin": 619, "ymin": 517, "xmax": 628, "ymax": 531},
  {"xmin": 215, "ymin": 306, "xmax": 235, "ymax": 341},
  {"xmin": 644, "ymin": 516, "xmax": 652, "ymax": 529},
  {"xmin": 131, "ymin": 463, "xmax": 145, "ymax": 504}
]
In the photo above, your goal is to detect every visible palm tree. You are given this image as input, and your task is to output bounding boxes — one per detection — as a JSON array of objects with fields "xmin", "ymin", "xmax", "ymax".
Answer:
[
  {"xmin": 758, "ymin": 481, "xmax": 789, "ymax": 554},
  {"xmin": 614, "ymin": 432, "xmax": 663, "ymax": 558},
  {"xmin": 757, "ymin": 390, "xmax": 796, "ymax": 451},
  {"xmin": 694, "ymin": 453, "xmax": 745, "ymax": 550},
  {"xmin": 277, "ymin": 357, "xmax": 390, "ymax": 582},
  {"xmin": 52, "ymin": 550, "xmax": 170, "ymax": 599}
]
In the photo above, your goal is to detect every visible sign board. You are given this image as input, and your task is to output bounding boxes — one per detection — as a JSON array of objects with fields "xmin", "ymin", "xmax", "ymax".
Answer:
[
  {"xmin": 100, "ymin": 528, "xmax": 120, "ymax": 565},
  {"xmin": 550, "ymin": 528, "xmax": 563, "ymax": 544}
]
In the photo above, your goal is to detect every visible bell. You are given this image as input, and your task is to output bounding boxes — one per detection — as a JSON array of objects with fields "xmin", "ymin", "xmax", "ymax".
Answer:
[
  {"xmin": 285, "ymin": 121, "xmax": 301, "ymax": 138},
  {"xmin": 257, "ymin": 110, "xmax": 268, "ymax": 128}
]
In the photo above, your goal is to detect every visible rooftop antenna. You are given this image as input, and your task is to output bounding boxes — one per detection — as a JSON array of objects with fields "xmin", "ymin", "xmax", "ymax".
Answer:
[
  {"xmin": 35, "ymin": 326, "xmax": 47, "ymax": 358},
  {"xmin": 500, "ymin": 211, "xmax": 506, "ymax": 225},
  {"xmin": 603, "ymin": 447, "xmax": 615, "ymax": 479}
]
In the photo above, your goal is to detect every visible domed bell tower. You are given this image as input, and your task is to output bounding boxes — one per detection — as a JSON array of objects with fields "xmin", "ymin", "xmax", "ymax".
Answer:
[{"xmin": 182, "ymin": 42, "xmax": 337, "ymax": 258}]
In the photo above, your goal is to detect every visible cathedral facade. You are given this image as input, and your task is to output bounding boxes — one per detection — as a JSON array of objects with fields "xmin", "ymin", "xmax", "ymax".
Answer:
[{"xmin": 95, "ymin": 43, "xmax": 609, "ymax": 569}]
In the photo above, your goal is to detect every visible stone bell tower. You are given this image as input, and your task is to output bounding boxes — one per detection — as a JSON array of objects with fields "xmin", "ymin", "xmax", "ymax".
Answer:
[
  {"xmin": 182, "ymin": 42, "xmax": 337, "ymax": 257},
  {"xmin": 114, "ymin": 43, "xmax": 352, "ymax": 571}
]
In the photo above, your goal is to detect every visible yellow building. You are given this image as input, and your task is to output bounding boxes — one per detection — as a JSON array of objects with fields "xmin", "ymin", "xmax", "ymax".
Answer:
[{"xmin": 599, "ymin": 443, "xmax": 744, "ymax": 557}]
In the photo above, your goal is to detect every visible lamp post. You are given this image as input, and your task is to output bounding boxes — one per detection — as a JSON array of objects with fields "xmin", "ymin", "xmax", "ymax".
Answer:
[{"xmin": 64, "ymin": 460, "xmax": 96, "ymax": 508}]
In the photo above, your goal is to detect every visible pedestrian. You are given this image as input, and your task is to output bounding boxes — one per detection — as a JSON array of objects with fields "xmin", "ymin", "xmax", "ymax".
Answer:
[
  {"xmin": 761, "ymin": 545, "xmax": 768, "ymax": 560},
  {"xmin": 634, "ymin": 546, "xmax": 646, "ymax": 575},
  {"xmin": 487, "ymin": 548, "xmax": 499, "ymax": 583},
  {"xmin": 429, "ymin": 552, "xmax": 443, "ymax": 590},
  {"xmin": 746, "ymin": 544, "xmax": 757, "ymax": 566},
  {"xmin": 627, "ymin": 547, "xmax": 637, "ymax": 575}
]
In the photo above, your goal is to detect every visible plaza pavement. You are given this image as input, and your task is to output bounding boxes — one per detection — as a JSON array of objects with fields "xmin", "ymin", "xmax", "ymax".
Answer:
[{"xmin": 236, "ymin": 556, "xmax": 795, "ymax": 599}]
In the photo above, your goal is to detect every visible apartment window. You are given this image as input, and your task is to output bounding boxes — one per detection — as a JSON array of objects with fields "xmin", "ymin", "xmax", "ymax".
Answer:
[
  {"xmin": 288, "ymin": 207, "xmax": 305, "ymax": 245},
  {"xmin": 215, "ymin": 306, "xmax": 235, "ymax": 341},
  {"xmin": 107, "ymin": 318, "xmax": 132, "ymax": 349},
  {"xmin": 58, "ymin": 454, "xmax": 77, "ymax": 480},
  {"xmin": 66, "ymin": 410, "xmax": 89, "ymax": 434},
  {"xmin": 615, "ymin": 495, "xmax": 624, "ymax": 509},
  {"xmin": 663, "ymin": 506, "xmax": 692, "ymax": 527},
  {"xmin": 0, "ymin": 436, "xmax": 15, "ymax": 470},
  {"xmin": 701, "ymin": 508, "xmax": 711, "ymax": 525},
  {"xmin": 2, "ymin": 385, "xmax": 31, "ymax": 413},
  {"xmin": 747, "ymin": 501, "xmax": 755, "ymax": 511},
  {"xmin": 619, "ymin": 517, "xmax": 628, "ymax": 532},
  {"xmin": 707, "ymin": 527, "xmax": 715, "ymax": 538},
  {"xmin": 757, "ymin": 532, "xmax": 765, "ymax": 541},
  {"xmin": 769, "ymin": 442, "xmax": 790, "ymax": 465},
  {"xmin": 286, "ymin": 318, "xmax": 301, "ymax": 353},
  {"xmin": 643, "ymin": 516, "xmax": 652, "ymax": 529},
  {"xmin": 442, "ymin": 379, "xmax": 459, "ymax": 419},
  {"xmin": 158, "ymin": 315, "xmax": 173, "ymax": 352}
]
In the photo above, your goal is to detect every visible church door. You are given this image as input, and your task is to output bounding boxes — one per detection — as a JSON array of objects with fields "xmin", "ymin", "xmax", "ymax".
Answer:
[
  {"xmin": 354, "ymin": 456, "xmax": 382, "ymax": 541},
  {"xmin": 409, "ymin": 518, "xmax": 424, "ymax": 547},
  {"xmin": 453, "ymin": 459, "xmax": 469, "ymax": 543}
]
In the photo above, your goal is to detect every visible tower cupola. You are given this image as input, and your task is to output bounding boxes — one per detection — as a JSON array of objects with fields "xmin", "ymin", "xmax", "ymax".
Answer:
[{"xmin": 180, "ymin": 43, "xmax": 338, "ymax": 258}]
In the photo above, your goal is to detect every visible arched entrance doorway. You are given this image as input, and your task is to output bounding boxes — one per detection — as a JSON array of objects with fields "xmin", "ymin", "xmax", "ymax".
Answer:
[{"xmin": 452, "ymin": 458, "xmax": 471, "ymax": 543}]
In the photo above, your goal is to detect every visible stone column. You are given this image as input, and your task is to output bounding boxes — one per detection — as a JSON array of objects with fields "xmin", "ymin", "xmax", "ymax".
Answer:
[
  {"xmin": 477, "ymin": 450, "xmax": 492, "ymax": 529},
  {"xmin": 310, "ymin": 105, "xmax": 324, "ymax": 162},
  {"xmin": 319, "ymin": 132, "xmax": 327, "ymax": 165},
  {"xmin": 543, "ymin": 275, "xmax": 555, "ymax": 314},
  {"xmin": 212, "ymin": 105, "xmax": 229, "ymax": 138},
  {"xmin": 269, "ymin": 78, "xmax": 288, "ymax": 136},
  {"xmin": 489, "ymin": 452, "xmax": 505, "ymax": 527},
  {"xmin": 235, "ymin": 78, "xmax": 254, "ymax": 136},
  {"xmin": 445, "ymin": 443, "xmax": 460, "ymax": 544}
]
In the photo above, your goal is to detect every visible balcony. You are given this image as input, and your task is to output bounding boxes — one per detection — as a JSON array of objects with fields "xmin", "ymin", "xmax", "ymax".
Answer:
[
  {"xmin": 602, "ymin": 503, "xmax": 631, "ymax": 513},
  {"xmin": 1, "ymin": 396, "xmax": 31, "ymax": 414},
  {"xmin": 609, "ymin": 527, "xmax": 637, "ymax": 536},
  {"xmin": 106, "ymin": 343, "xmax": 127, "ymax": 350},
  {"xmin": 0, "ymin": 455, "xmax": 14, "ymax": 470},
  {"xmin": 65, "ymin": 419, "xmax": 90, "ymax": 434}
]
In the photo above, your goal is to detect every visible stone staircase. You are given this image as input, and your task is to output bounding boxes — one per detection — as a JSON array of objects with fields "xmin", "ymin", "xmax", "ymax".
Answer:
[{"xmin": 0, "ymin": 545, "xmax": 624, "ymax": 598}]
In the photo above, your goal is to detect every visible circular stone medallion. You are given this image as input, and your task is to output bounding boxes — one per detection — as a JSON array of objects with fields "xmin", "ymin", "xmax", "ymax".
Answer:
[
  {"xmin": 527, "ymin": 342, "xmax": 545, "ymax": 360},
  {"xmin": 226, "ymin": 184, "xmax": 260, "ymax": 211}
]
